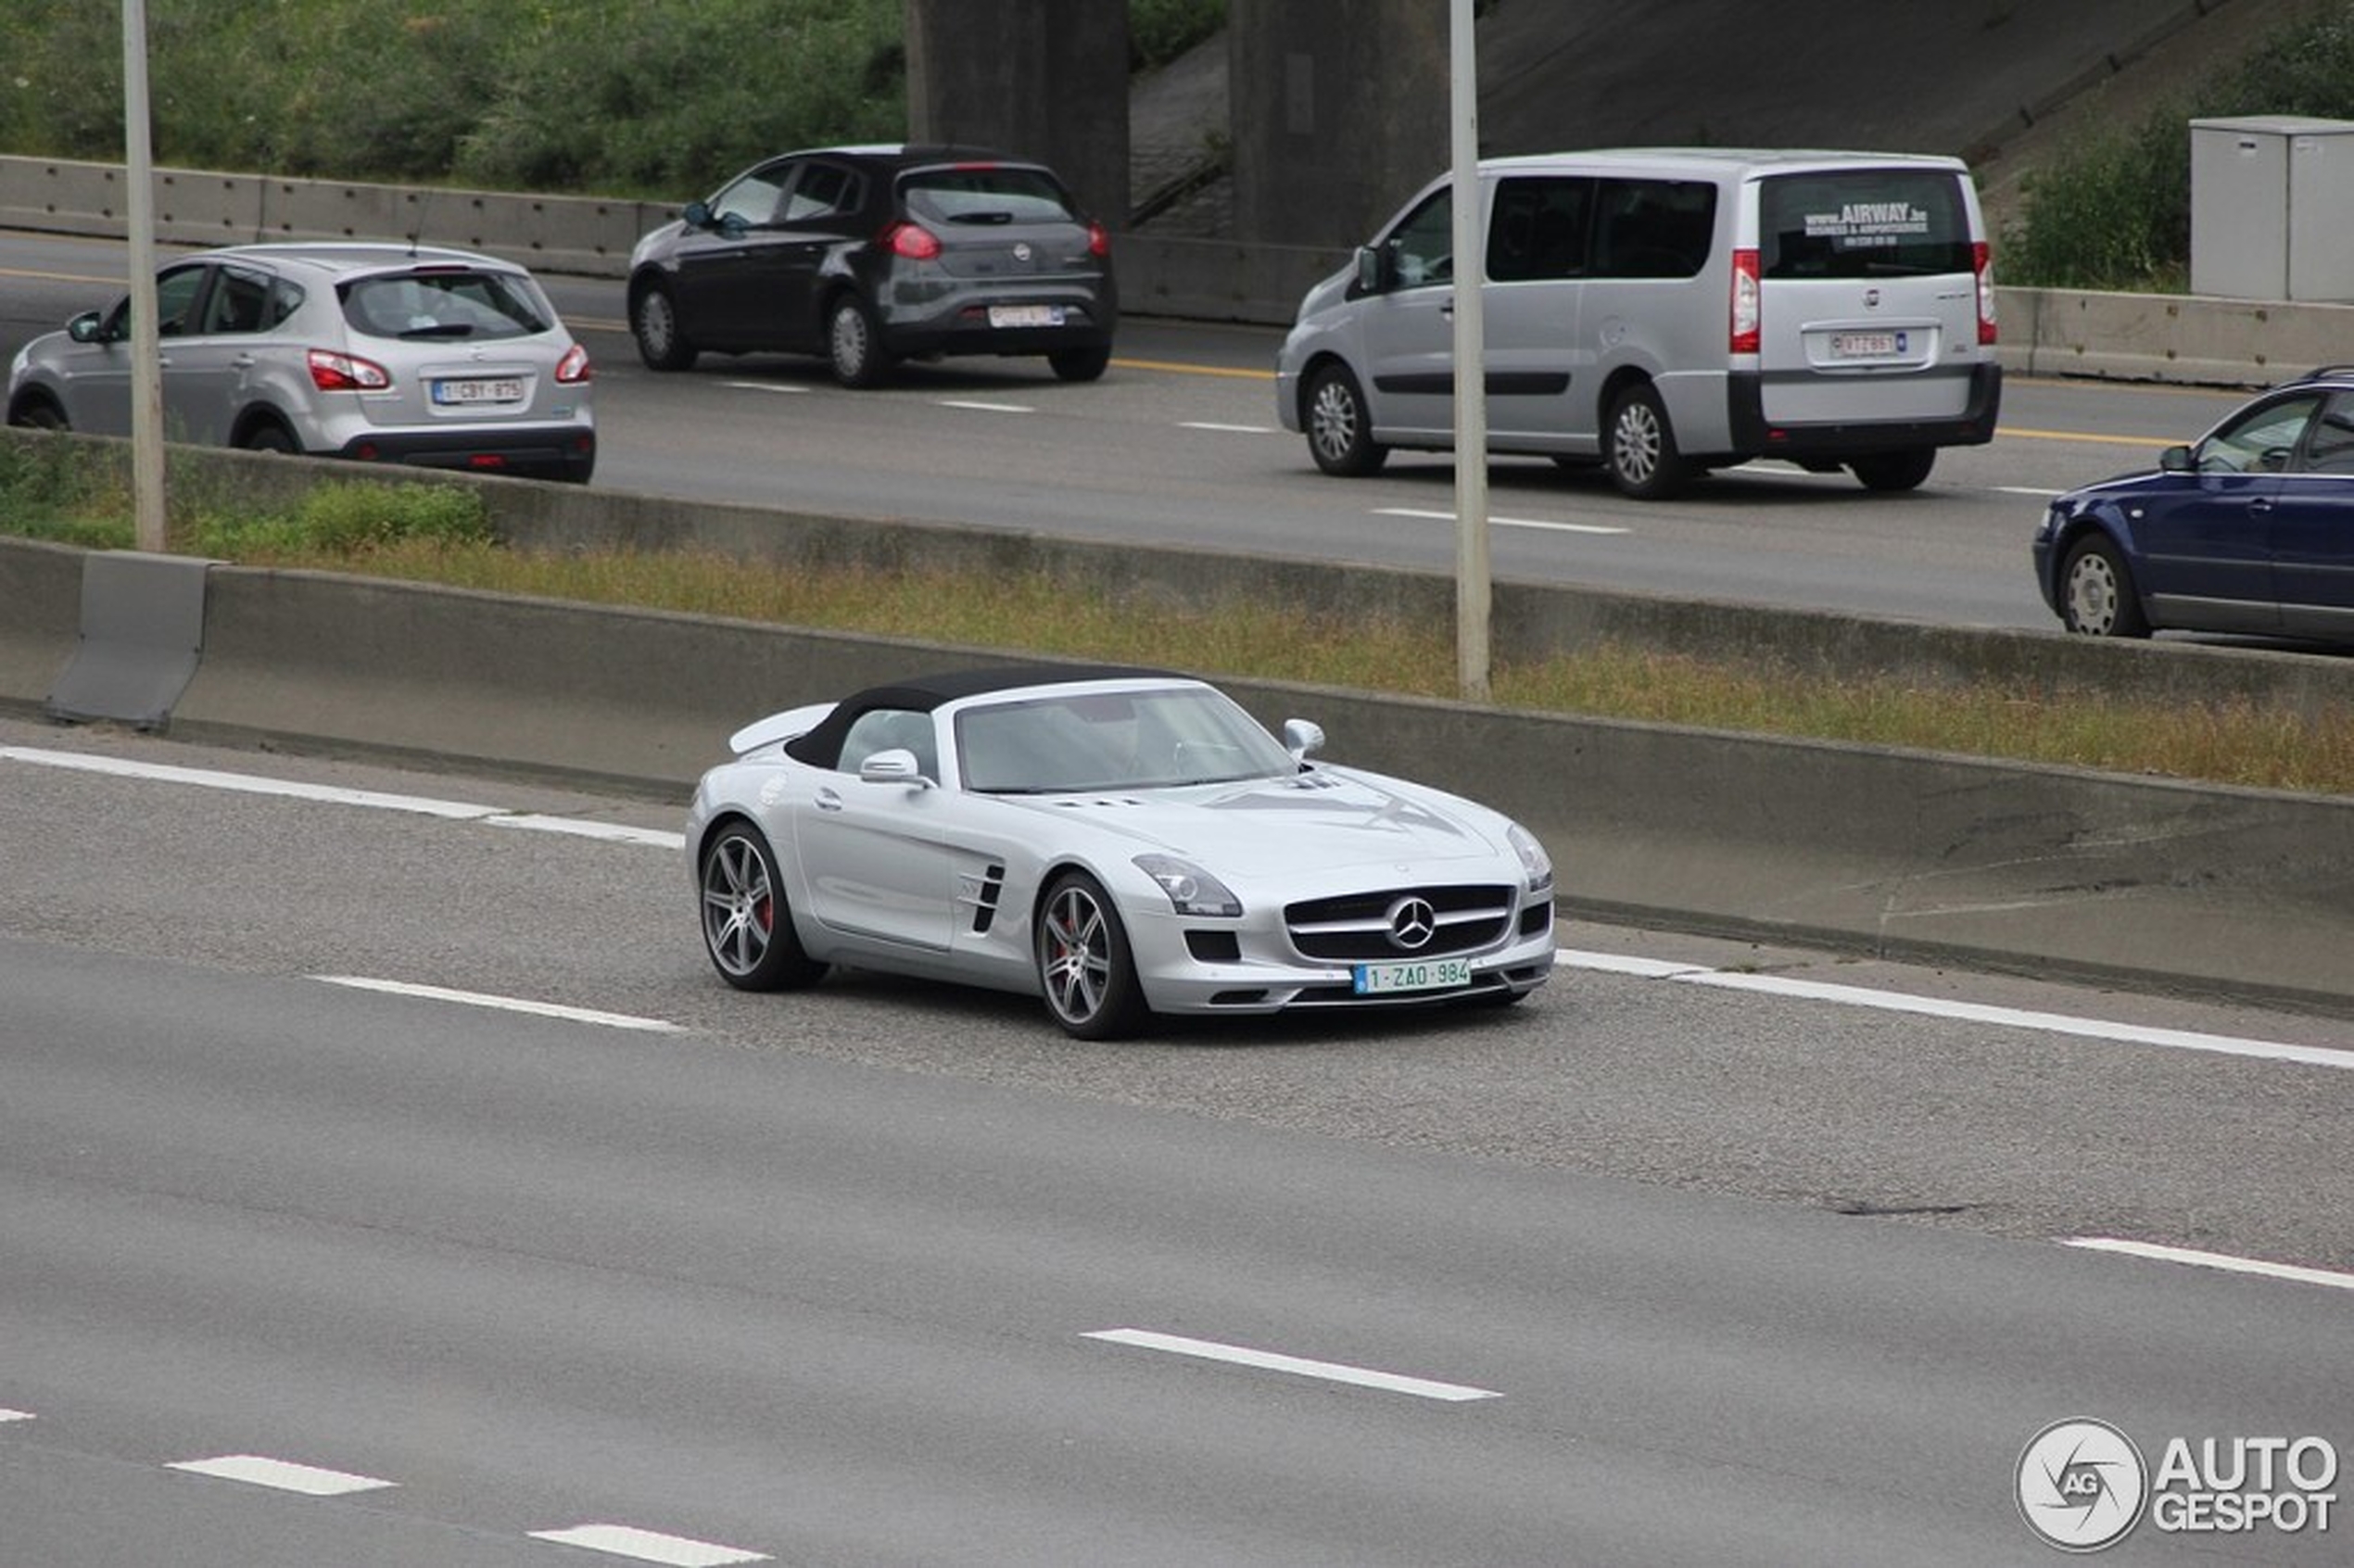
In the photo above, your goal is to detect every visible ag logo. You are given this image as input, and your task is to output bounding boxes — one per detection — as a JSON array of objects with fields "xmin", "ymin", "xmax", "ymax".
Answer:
[{"xmin": 2019, "ymin": 1418, "xmax": 2147, "ymax": 1551}]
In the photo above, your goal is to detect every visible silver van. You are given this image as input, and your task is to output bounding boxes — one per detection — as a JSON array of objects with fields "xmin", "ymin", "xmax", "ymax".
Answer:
[{"xmin": 1274, "ymin": 149, "xmax": 2002, "ymax": 499}]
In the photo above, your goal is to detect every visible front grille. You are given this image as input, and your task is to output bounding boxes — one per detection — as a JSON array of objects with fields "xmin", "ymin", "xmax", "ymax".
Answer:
[{"xmin": 1284, "ymin": 884, "xmax": 1514, "ymax": 961}]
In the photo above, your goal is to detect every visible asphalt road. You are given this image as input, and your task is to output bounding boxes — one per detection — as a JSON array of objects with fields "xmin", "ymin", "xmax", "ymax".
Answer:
[
  {"xmin": 3, "ymin": 720, "xmax": 2349, "ymax": 1563},
  {"xmin": 1, "ymin": 229, "xmax": 2252, "ymax": 632}
]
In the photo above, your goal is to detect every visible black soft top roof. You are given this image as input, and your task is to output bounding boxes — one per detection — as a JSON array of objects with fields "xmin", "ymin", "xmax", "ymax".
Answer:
[{"xmin": 783, "ymin": 664, "xmax": 1179, "ymax": 768}]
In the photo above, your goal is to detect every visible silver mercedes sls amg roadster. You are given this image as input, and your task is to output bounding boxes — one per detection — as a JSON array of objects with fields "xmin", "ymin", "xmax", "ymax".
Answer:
[{"xmin": 686, "ymin": 665, "xmax": 1556, "ymax": 1038}]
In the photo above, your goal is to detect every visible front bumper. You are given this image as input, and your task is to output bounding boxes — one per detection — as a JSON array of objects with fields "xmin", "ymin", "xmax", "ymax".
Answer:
[{"xmin": 1124, "ymin": 895, "xmax": 1558, "ymax": 1015}]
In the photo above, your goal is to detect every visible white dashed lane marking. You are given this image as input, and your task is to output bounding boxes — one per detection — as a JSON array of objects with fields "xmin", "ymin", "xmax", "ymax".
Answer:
[
  {"xmin": 313, "ymin": 976, "xmax": 683, "ymax": 1034},
  {"xmin": 527, "ymin": 1523, "xmax": 769, "ymax": 1565},
  {"xmin": 1084, "ymin": 1327, "xmax": 1502, "ymax": 1402},
  {"xmin": 166, "ymin": 1454, "xmax": 398, "ymax": 1496},
  {"xmin": 1374, "ymin": 505, "xmax": 1629, "ymax": 537},
  {"xmin": 2063, "ymin": 1238, "xmax": 2354, "ymax": 1293}
]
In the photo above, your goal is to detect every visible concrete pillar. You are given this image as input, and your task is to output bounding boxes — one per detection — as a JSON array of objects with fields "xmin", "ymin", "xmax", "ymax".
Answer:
[
  {"xmin": 1227, "ymin": 0, "xmax": 1449, "ymax": 247},
  {"xmin": 904, "ymin": 0, "xmax": 1131, "ymax": 225}
]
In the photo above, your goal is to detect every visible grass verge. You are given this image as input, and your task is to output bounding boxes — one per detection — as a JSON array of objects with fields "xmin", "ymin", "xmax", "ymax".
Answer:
[{"xmin": 6, "ymin": 473, "xmax": 2352, "ymax": 797}]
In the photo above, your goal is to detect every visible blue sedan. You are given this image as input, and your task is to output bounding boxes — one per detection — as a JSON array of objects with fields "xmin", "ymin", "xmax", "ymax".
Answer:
[{"xmin": 2032, "ymin": 370, "xmax": 2354, "ymax": 642}]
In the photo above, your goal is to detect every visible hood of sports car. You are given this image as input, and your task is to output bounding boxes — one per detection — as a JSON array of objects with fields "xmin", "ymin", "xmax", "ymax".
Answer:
[{"xmin": 1006, "ymin": 766, "xmax": 1498, "ymax": 875}]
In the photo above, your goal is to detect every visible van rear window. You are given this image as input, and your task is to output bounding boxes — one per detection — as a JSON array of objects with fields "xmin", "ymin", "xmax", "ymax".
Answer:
[{"xmin": 1758, "ymin": 171, "xmax": 1974, "ymax": 280}]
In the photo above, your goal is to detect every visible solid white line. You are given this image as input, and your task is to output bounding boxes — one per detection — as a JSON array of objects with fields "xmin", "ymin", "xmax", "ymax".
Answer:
[
  {"xmin": 0, "ymin": 1409, "xmax": 32, "ymax": 1423},
  {"xmin": 720, "ymin": 380, "xmax": 808, "ymax": 395},
  {"xmin": 488, "ymin": 814, "xmax": 686, "ymax": 850},
  {"xmin": 527, "ymin": 1524, "xmax": 768, "ymax": 1565},
  {"xmin": 1373, "ymin": 505, "xmax": 1627, "ymax": 536},
  {"xmin": 2063, "ymin": 1238, "xmax": 2354, "ymax": 1293},
  {"xmin": 1993, "ymin": 485, "xmax": 2066, "ymax": 498},
  {"xmin": 313, "ymin": 976, "xmax": 682, "ymax": 1034},
  {"xmin": 1556, "ymin": 949, "xmax": 2350, "ymax": 1069},
  {"xmin": 0, "ymin": 746, "xmax": 495, "ymax": 818},
  {"xmin": 1180, "ymin": 420, "xmax": 1275, "ymax": 434},
  {"xmin": 937, "ymin": 398, "xmax": 1033, "ymax": 413},
  {"xmin": 1083, "ymin": 1327, "xmax": 1501, "ymax": 1401},
  {"xmin": 166, "ymin": 1454, "xmax": 397, "ymax": 1496}
]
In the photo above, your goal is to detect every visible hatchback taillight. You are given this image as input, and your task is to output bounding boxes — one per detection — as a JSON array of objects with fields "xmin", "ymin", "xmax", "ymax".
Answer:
[
  {"xmin": 308, "ymin": 348, "xmax": 391, "ymax": 391},
  {"xmin": 1974, "ymin": 240, "xmax": 1998, "ymax": 346},
  {"xmin": 1729, "ymin": 247, "xmax": 1760, "ymax": 355},
  {"xmin": 1086, "ymin": 220, "xmax": 1110, "ymax": 259},
  {"xmin": 556, "ymin": 343, "xmax": 592, "ymax": 384},
  {"xmin": 883, "ymin": 221, "xmax": 943, "ymax": 261}
]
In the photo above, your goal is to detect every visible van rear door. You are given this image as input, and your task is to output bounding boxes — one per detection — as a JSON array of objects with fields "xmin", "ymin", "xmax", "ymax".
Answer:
[{"xmin": 1752, "ymin": 167, "xmax": 1987, "ymax": 426}]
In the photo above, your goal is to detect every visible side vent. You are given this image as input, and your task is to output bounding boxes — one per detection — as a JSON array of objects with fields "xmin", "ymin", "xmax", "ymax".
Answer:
[{"xmin": 969, "ymin": 863, "xmax": 1007, "ymax": 934}]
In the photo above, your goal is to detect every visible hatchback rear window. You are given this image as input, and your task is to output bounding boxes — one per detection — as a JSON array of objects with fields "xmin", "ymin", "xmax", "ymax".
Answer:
[
  {"xmin": 1758, "ymin": 171, "xmax": 1975, "ymax": 280},
  {"xmin": 901, "ymin": 167, "xmax": 1078, "ymax": 227},
  {"xmin": 341, "ymin": 270, "xmax": 551, "ymax": 341}
]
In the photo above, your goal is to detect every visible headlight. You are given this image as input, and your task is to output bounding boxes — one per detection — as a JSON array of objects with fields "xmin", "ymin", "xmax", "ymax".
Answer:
[
  {"xmin": 1507, "ymin": 823, "xmax": 1553, "ymax": 895},
  {"xmin": 1133, "ymin": 854, "xmax": 1242, "ymax": 917}
]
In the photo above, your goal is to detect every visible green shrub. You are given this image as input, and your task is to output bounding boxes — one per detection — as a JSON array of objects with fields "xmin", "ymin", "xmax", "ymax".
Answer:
[
  {"xmin": 1131, "ymin": 0, "xmax": 1226, "ymax": 70},
  {"xmin": 186, "ymin": 478, "xmax": 489, "ymax": 558}
]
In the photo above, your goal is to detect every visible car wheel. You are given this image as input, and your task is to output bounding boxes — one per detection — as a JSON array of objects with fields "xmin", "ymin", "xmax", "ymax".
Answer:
[
  {"xmin": 631, "ymin": 279, "xmax": 697, "ymax": 372},
  {"xmin": 2059, "ymin": 537, "xmax": 2151, "ymax": 639},
  {"xmin": 238, "ymin": 421, "xmax": 297, "ymax": 454},
  {"xmin": 828, "ymin": 293, "xmax": 892, "ymax": 388},
  {"xmin": 699, "ymin": 821, "xmax": 827, "ymax": 991},
  {"xmin": 1035, "ymin": 871, "xmax": 1148, "ymax": 1040},
  {"xmin": 1606, "ymin": 383, "xmax": 1689, "ymax": 499},
  {"xmin": 1048, "ymin": 345, "xmax": 1111, "ymax": 383},
  {"xmin": 7, "ymin": 396, "xmax": 67, "ymax": 431},
  {"xmin": 1850, "ymin": 448, "xmax": 1936, "ymax": 492},
  {"xmin": 1303, "ymin": 360, "xmax": 1387, "ymax": 475}
]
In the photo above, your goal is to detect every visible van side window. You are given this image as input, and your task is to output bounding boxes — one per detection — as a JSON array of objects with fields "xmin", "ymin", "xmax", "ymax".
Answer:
[
  {"xmin": 1384, "ymin": 188, "xmax": 1453, "ymax": 288},
  {"xmin": 1488, "ymin": 177, "xmax": 1591, "ymax": 283},
  {"xmin": 1589, "ymin": 179, "xmax": 1716, "ymax": 279}
]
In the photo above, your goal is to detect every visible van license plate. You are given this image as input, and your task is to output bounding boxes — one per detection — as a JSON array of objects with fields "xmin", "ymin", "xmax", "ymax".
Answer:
[
  {"xmin": 1353, "ymin": 957, "xmax": 1473, "ymax": 994},
  {"xmin": 432, "ymin": 377, "xmax": 525, "ymax": 405},
  {"xmin": 988, "ymin": 305, "xmax": 1066, "ymax": 329},
  {"xmin": 1829, "ymin": 331, "xmax": 1905, "ymax": 359}
]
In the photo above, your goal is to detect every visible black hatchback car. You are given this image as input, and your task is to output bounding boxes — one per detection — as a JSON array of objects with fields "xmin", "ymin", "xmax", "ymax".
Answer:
[{"xmin": 626, "ymin": 143, "xmax": 1117, "ymax": 388}]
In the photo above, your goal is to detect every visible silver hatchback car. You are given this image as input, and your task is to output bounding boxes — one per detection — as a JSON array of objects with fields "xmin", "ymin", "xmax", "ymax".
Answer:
[{"xmin": 6, "ymin": 242, "xmax": 595, "ymax": 482}]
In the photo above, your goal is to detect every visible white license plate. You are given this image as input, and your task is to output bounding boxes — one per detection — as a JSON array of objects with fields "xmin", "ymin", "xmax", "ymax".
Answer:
[
  {"xmin": 431, "ymin": 377, "xmax": 525, "ymax": 405},
  {"xmin": 1352, "ymin": 957, "xmax": 1473, "ymax": 995},
  {"xmin": 987, "ymin": 304, "xmax": 1066, "ymax": 329},
  {"xmin": 1829, "ymin": 330, "xmax": 1905, "ymax": 360}
]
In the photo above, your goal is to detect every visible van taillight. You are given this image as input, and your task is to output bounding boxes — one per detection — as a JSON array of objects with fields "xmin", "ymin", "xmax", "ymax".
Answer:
[
  {"xmin": 1974, "ymin": 240, "xmax": 1998, "ymax": 346},
  {"xmin": 1086, "ymin": 220, "xmax": 1110, "ymax": 259},
  {"xmin": 1729, "ymin": 247, "xmax": 1760, "ymax": 354}
]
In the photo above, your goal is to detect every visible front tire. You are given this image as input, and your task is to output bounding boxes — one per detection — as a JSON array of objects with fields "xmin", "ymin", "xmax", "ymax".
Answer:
[
  {"xmin": 1606, "ymin": 382, "xmax": 1689, "ymax": 499},
  {"xmin": 1303, "ymin": 360, "xmax": 1387, "ymax": 475},
  {"xmin": 1850, "ymin": 448, "xmax": 1936, "ymax": 492},
  {"xmin": 1035, "ymin": 871, "xmax": 1148, "ymax": 1040},
  {"xmin": 632, "ymin": 278, "xmax": 698, "ymax": 372},
  {"xmin": 2059, "ymin": 537, "xmax": 2151, "ymax": 638},
  {"xmin": 828, "ymin": 293, "xmax": 892, "ymax": 388},
  {"xmin": 699, "ymin": 821, "xmax": 827, "ymax": 991}
]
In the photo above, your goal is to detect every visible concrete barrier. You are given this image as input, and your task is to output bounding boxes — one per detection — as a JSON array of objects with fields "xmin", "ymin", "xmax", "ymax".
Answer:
[
  {"xmin": 0, "ymin": 536, "xmax": 84, "ymax": 717},
  {"xmin": 6, "ymin": 525, "xmax": 2354, "ymax": 1016},
  {"xmin": 8, "ymin": 156, "xmax": 2354, "ymax": 386}
]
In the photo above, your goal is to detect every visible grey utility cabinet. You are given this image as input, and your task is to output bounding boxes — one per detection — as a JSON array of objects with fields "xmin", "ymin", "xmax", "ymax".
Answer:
[{"xmin": 2190, "ymin": 115, "xmax": 2354, "ymax": 302}]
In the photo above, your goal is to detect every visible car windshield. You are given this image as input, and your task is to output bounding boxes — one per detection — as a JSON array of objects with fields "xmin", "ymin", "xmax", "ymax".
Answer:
[
  {"xmin": 901, "ymin": 167, "xmax": 1077, "ymax": 227},
  {"xmin": 341, "ymin": 270, "xmax": 552, "ymax": 340},
  {"xmin": 956, "ymin": 687, "xmax": 1294, "ymax": 793}
]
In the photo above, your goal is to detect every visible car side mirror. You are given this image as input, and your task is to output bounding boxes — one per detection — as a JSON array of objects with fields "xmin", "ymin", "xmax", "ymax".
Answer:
[
  {"xmin": 1353, "ymin": 245, "xmax": 1388, "ymax": 296},
  {"xmin": 2159, "ymin": 443, "xmax": 2195, "ymax": 474},
  {"xmin": 1282, "ymin": 718, "xmax": 1324, "ymax": 765},
  {"xmin": 67, "ymin": 309, "xmax": 108, "ymax": 345},
  {"xmin": 859, "ymin": 748, "xmax": 930, "ymax": 788},
  {"xmin": 682, "ymin": 199, "xmax": 714, "ymax": 229}
]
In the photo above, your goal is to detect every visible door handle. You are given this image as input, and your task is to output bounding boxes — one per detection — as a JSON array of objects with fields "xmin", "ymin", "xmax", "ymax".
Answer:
[
  {"xmin": 232, "ymin": 353, "xmax": 257, "ymax": 368},
  {"xmin": 816, "ymin": 787, "xmax": 843, "ymax": 812},
  {"xmin": 2249, "ymin": 497, "xmax": 2275, "ymax": 514}
]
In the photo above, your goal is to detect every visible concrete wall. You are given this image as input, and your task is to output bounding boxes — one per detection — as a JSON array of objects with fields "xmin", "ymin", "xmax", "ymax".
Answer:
[
  {"xmin": 904, "ymin": 0, "xmax": 1132, "ymax": 223},
  {"xmin": 1226, "ymin": 0, "xmax": 1449, "ymax": 248},
  {"xmin": 6, "ymin": 528, "xmax": 2352, "ymax": 1016}
]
